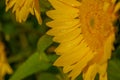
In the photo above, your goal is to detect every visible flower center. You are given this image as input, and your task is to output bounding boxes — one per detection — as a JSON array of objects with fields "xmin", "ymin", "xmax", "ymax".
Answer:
[
  {"xmin": 90, "ymin": 17, "xmax": 95, "ymax": 27},
  {"xmin": 79, "ymin": 0, "xmax": 114, "ymax": 51}
]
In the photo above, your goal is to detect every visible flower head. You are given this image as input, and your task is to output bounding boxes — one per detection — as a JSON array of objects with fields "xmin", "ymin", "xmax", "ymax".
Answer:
[
  {"xmin": 6, "ymin": 0, "xmax": 42, "ymax": 24},
  {"xmin": 0, "ymin": 42, "xmax": 13, "ymax": 80},
  {"xmin": 47, "ymin": 0, "xmax": 118, "ymax": 80}
]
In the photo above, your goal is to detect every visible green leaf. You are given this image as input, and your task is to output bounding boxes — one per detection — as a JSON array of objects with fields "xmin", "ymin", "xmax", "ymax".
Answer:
[
  {"xmin": 10, "ymin": 34, "xmax": 53, "ymax": 80},
  {"xmin": 108, "ymin": 59, "xmax": 120, "ymax": 80},
  {"xmin": 37, "ymin": 34, "xmax": 53, "ymax": 62},
  {"xmin": 37, "ymin": 34, "xmax": 53, "ymax": 53},
  {"xmin": 10, "ymin": 52, "xmax": 51, "ymax": 80},
  {"xmin": 37, "ymin": 72, "xmax": 59, "ymax": 80}
]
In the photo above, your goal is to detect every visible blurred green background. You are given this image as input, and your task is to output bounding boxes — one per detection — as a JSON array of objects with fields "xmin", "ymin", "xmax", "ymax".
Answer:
[{"xmin": 0, "ymin": 0, "xmax": 120, "ymax": 80}]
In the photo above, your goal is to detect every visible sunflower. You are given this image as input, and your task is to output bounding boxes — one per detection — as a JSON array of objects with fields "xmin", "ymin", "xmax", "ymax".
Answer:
[
  {"xmin": 46, "ymin": 0, "xmax": 118, "ymax": 80},
  {"xmin": 6, "ymin": 0, "xmax": 42, "ymax": 24},
  {"xmin": 0, "ymin": 42, "xmax": 13, "ymax": 80}
]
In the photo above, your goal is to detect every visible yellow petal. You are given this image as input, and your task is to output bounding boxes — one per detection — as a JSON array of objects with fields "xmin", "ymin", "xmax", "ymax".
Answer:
[
  {"xmin": 54, "ymin": 43, "xmax": 90, "ymax": 66},
  {"xmin": 6, "ymin": 0, "xmax": 17, "ymax": 11},
  {"xmin": 55, "ymin": 35, "xmax": 83, "ymax": 54},
  {"xmin": 47, "ymin": 25, "xmax": 78, "ymax": 36},
  {"xmin": 58, "ymin": 0, "xmax": 81, "ymax": 7},
  {"xmin": 98, "ymin": 63, "xmax": 108, "ymax": 80},
  {"xmin": 83, "ymin": 63, "xmax": 98, "ymax": 80},
  {"xmin": 47, "ymin": 9, "xmax": 79, "ymax": 19},
  {"xmin": 12, "ymin": 0, "xmax": 25, "ymax": 13},
  {"xmin": 102, "ymin": 33, "xmax": 115, "ymax": 63},
  {"xmin": 48, "ymin": 0, "xmax": 78, "ymax": 10},
  {"xmin": 34, "ymin": 0, "xmax": 42, "ymax": 24},
  {"xmin": 46, "ymin": 19, "xmax": 79, "ymax": 28},
  {"xmin": 69, "ymin": 51, "xmax": 95, "ymax": 80},
  {"xmin": 114, "ymin": 2, "xmax": 120, "ymax": 13},
  {"xmin": 53, "ymin": 27, "xmax": 81, "ymax": 42}
]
